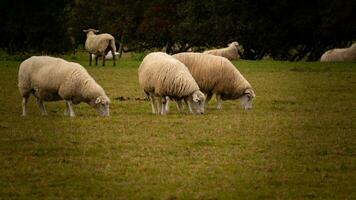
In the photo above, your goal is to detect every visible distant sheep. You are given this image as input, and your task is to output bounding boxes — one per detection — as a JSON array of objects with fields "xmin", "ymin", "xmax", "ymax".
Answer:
[
  {"xmin": 138, "ymin": 52, "xmax": 206, "ymax": 115},
  {"xmin": 204, "ymin": 41, "xmax": 241, "ymax": 60},
  {"xmin": 320, "ymin": 43, "xmax": 356, "ymax": 62},
  {"xmin": 83, "ymin": 28, "xmax": 116, "ymax": 66},
  {"xmin": 18, "ymin": 56, "xmax": 110, "ymax": 117},
  {"xmin": 173, "ymin": 52, "xmax": 255, "ymax": 110}
]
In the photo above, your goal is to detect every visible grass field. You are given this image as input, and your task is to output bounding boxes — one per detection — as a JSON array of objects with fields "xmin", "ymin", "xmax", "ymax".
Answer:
[{"xmin": 0, "ymin": 52, "xmax": 355, "ymax": 199}]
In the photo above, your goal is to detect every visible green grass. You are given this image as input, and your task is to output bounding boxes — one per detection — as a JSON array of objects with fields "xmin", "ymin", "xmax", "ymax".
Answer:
[{"xmin": 0, "ymin": 52, "xmax": 355, "ymax": 199}]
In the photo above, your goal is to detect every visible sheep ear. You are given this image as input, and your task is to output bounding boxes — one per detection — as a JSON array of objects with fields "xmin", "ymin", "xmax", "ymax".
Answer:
[
  {"xmin": 192, "ymin": 93, "xmax": 200, "ymax": 102},
  {"xmin": 243, "ymin": 89, "xmax": 251, "ymax": 95},
  {"xmin": 95, "ymin": 97, "xmax": 102, "ymax": 104},
  {"xmin": 94, "ymin": 30, "xmax": 100, "ymax": 33},
  {"xmin": 244, "ymin": 89, "xmax": 255, "ymax": 98},
  {"xmin": 83, "ymin": 29, "xmax": 88, "ymax": 33}
]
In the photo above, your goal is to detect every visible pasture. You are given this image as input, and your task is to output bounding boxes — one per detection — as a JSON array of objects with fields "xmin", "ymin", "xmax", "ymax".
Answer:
[{"xmin": 0, "ymin": 53, "xmax": 355, "ymax": 199}]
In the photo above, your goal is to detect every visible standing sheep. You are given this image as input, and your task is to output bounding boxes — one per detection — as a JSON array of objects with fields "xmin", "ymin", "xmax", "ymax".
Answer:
[
  {"xmin": 18, "ymin": 56, "xmax": 110, "ymax": 117},
  {"xmin": 138, "ymin": 52, "xmax": 206, "ymax": 115},
  {"xmin": 173, "ymin": 52, "xmax": 255, "ymax": 110},
  {"xmin": 204, "ymin": 41, "xmax": 241, "ymax": 60},
  {"xmin": 320, "ymin": 43, "xmax": 356, "ymax": 62},
  {"xmin": 83, "ymin": 28, "xmax": 116, "ymax": 66}
]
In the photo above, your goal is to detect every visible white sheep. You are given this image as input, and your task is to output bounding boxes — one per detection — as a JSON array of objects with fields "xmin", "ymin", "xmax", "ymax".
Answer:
[
  {"xmin": 204, "ymin": 41, "xmax": 241, "ymax": 60},
  {"xmin": 320, "ymin": 43, "xmax": 356, "ymax": 62},
  {"xmin": 18, "ymin": 56, "xmax": 110, "ymax": 117},
  {"xmin": 138, "ymin": 52, "xmax": 206, "ymax": 115},
  {"xmin": 83, "ymin": 28, "xmax": 116, "ymax": 66},
  {"xmin": 172, "ymin": 52, "xmax": 255, "ymax": 110}
]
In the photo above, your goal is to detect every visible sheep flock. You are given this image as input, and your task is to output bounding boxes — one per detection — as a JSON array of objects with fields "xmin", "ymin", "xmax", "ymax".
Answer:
[{"xmin": 18, "ymin": 27, "xmax": 355, "ymax": 116}]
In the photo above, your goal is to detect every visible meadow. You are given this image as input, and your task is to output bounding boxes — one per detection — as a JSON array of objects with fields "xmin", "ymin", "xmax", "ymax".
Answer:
[{"xmin": 0, "ymin": 52, "xmax": 355, "ymax": 199}]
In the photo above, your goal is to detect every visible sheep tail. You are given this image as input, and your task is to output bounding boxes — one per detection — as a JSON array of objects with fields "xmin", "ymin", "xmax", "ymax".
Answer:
[{"xmin": 110, "ymin": 39, "xmax": 116, "ymax": 52}]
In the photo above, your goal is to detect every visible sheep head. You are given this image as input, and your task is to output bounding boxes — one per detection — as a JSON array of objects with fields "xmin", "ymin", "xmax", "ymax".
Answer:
[
  {"xmin": 229, "ymin": 41, "xmax": 239, "ymax": 48},
  {"xmin": 83, "ymin": 29, "xmax": 100, "ymax": 36},
  {"xmin": 186, "ymin": 90, "xmax": 206, "ymax": 114},
  {"xmin": 240, "ymin": 88, "xmax": 255, "ymax": 110},
  {"xmin": 91, "ymin": 95, "xmax": 111, "ymax": 116}
]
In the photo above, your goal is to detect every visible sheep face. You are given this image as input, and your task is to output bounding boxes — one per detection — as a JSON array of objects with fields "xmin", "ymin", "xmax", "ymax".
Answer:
[
  {"xmin": 229, "ymin": 42, "xmax": 239, "ymax": 48},
  {"xmin": 240, "ymin": 89, "xmax": 255, "ymax": 110},
  {"xmin": 187, "ymin": 91, "xmax": 206, "ymax": 114},
  {"xmin": 93, "ymin": 95, "xmax": 110, "ymax": 116}
]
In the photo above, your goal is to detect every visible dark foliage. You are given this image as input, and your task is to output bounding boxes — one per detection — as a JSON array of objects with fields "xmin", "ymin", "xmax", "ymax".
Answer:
[{"xmin": 0, "ymin": 0, "xmax": 355, "ymax": 60}]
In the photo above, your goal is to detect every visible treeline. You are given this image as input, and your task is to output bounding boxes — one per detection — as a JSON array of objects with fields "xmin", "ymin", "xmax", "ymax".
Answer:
[{"xmin": 1, "ymin": 0, "xmax": 355, "ymax": 60}]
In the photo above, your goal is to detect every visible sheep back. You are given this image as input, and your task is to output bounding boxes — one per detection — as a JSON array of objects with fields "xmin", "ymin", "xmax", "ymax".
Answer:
[
  {"xmin": 138, "ymin": 52, "xmax": 199, "ymax": 98},
  {"xmin": 173, "ymin": 52, "xmax": 251, "ymax": 99},
  {"xmin": 204, "ymin": 42, "xmax": 240, "ymax": 60},
  {"xmin": 320, "ymin": 43, "xmax": 356, "ymax": 62},
  {"xmin": 85, "ymin": 33, "xmax": 116, "ymax": 55}
]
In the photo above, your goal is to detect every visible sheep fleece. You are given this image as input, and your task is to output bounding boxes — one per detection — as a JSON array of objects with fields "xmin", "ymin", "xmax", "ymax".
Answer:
[
  {"xmin": 204, "ymin": 42, "xmax": 240, "ymax": 60},
  {"xmin": 18, "ymin": 56, "xmax": 107, "ymax": 104},
  {"xmin": 320, "ymin": 43, "xmax": 356, "ymax": 62},
  {"xmin": 85, "ymin": 33, "xmax": 116, "ymax": 55},
  {"xmin": 173, "ymin": 52, "xmax": 252, "ymax": 99},
  {"xmin": 138, "ymin": 52, "xmax": 200, "ymax": 98}
]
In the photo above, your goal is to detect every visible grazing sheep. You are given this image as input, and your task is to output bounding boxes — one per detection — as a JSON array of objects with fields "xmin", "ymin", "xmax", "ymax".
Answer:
[
  {"xmin": 83, "ymin": 28, "xmax": 116, "ymax": 66},
  {"xmin": 138, "ymin": 52, "xmax": 206, "ymax": 115},
  {"xmin": 18, "ymin": 56, "xmax": 110, "ymax": 117},
  {"xmin": 204, "ymin": 41, "xmax": 241, "ymax": 60},
  {"xmin": 172, "ymin": 52, "xmax": 255, "ymax": 110},
  {"xmin": 320, "ymin": 43, "xmax": 356, "ymax": 62}
]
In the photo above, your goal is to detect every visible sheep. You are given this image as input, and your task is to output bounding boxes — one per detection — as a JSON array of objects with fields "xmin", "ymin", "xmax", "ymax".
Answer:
[
  {"xmin": 18, "ymin": 56, "xmax": 110, "ymax": 117},
  {"xmin": 138, "ymin": 52, "xmax": 206, "ymax": 115},
  {"xmin": 320, "ymin": 43, "xmax": 356, "ymax": 62},
  {"xmin": 83, "ymin": 28, "xmax": 116, "ymax": 66},
  {"xmin": 172, "ymin": 52, "xmax": 255, "ymax": 110},
  {"xmin": 204, "ymin": 41, "xmax": 241, "ymax": 60},
  {"xmin": 91, "ymin": 51, "xmax": 120, "ymax": 60}
]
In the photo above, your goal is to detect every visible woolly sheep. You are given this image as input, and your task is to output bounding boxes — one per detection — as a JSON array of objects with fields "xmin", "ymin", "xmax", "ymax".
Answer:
[
  {"xmin": 172, "ymin": 52, "xmax": 255, "ymax": 110},
  {"xmin": 18, "ymin": 56, "xmax": 110, "ymax": 117},
  {"xmin": 138, "ymin": 52, "xmax": 206, "ymax": 115},
  {"xmin": 204, "ymin": 41, "xmax": 241, "ymax": 60},
  {"xmin": 83, "ymin": 28, "xmax": 116, "ymax": 66},
  {"xmin": 320, "ymin": 43, "xmax": 356, "ymax": 62}
]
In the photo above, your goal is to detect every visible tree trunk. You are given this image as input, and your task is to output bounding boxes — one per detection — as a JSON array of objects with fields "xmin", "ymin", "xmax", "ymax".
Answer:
[{"xmin": 118, "ymin": 31, "xmax": 124, "ymax": 59}]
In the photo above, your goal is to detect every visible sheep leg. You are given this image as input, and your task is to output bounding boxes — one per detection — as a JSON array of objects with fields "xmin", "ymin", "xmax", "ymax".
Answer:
[
  {"xmin": 36, "ymin": 98, "xmax": 47, "ymax": 116},
  {"xmin": 89, "ymin": 53, "xmax": 92, "ymax": 66},
  {"xmin": 65, "ymin": 100, "xmax": 75, "ymax": 117},
  {"xmin": 175, "ymin": 100, "xmax": 184, "ymax": 112},
  {"xmin": 64, "ymin": 102, "xmax": 69, "ymax": 116},
  {"xmin": 184, "ymin": 98, "xmax": 193, "ymax": 114},
  {"xmin": 22, "ymin": 96, "xmax": 29, "ymax": 116},
  {"xmin": 149, "ymin": 94, "xmax": 157, "ymax": 114},
  {"xmin": 95, "ymin": 55, "xmax": 98, "ymax": 66},
  {"xmin": 160, "ymin": 97, "xmax": 168, "ymax": 115},
  {"xmin": 205, "ymin": 93, "xmax": 212, "ymax": 108},
  {"xmin": 111, "ymin": 49, "xmax": 116, "ymax": 66},
  {"xmin": 102, "ymin": 53, "xmax": 106, "ymax": 66},
  {"xmin": 157, "ymin": 97, "xmax": 163, "ymax": 115},
  {"xmin": 216, "ymin": 94, "xmax": 222, "ymax": 110},
  {"xmin": 164, "ymin": 96, "xmax": 170, "ymax": 113}
]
